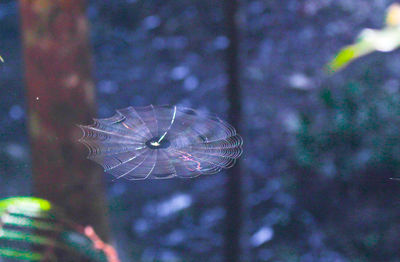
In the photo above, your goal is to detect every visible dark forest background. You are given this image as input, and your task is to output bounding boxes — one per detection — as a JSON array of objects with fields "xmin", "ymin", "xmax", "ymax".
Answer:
[{"xmin": 1, "ymin": 0, "xmax": 400, "ymax": 261}]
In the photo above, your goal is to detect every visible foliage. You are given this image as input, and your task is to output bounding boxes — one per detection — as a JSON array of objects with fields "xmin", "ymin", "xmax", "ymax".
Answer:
[
  {"xmin": 296, "ymin": 79, "xmax": 400, "ymax": 178},
  {"xmin": 293, "ymin": 4, "xmax": 400, "ymax": 260},
  {"xmin": 292, "ymin": 70, "xmax": 400, "ymax": 261},
  {"xmin": 0, "ymin": 197, "xmax": 109, "ymax": 261},
  {"xmin": 327, "ymin": 3, "xmax": 400, "ymax": 73}
]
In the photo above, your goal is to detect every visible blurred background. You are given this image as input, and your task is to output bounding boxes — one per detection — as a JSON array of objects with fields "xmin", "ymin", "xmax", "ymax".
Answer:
[{"xmin": 1, "ymin": 0, "xmax": 400, "ymax": 261}]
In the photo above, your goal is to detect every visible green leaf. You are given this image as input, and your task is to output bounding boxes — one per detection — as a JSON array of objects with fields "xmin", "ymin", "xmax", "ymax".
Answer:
[
  {"xmin": 1, "ymin": 213, "xmax": 62, "ymax": 231},
  {"xmin": 326, "ymin": 35, "xmax": 377, "ymax": 74},
  {"xmin": 0, "ymin": 247, "xmax": 43, "ymax": 261},
  {"xmin": 0, "ymin": 228, "xmax": 62, "ymax": 248},
  {"xmin": 326, "ymin": 45, "xmax": 357, "ymax": 73},
  {"xmin": 326, "ymin": 3, "xmax": 400, "ymax": 74},
  {"xmin": 0, "ymin": 197, "xmax": 52, "ymax": 214},
  {"xmin": 0, "ymin": 197, "xmax": 111, "ymax": 262}
]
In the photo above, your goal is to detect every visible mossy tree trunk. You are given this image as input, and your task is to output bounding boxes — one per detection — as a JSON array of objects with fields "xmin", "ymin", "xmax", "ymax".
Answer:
[{"xmin": 19, "ymin": 0, "xmax": 109, "ymax": 240}]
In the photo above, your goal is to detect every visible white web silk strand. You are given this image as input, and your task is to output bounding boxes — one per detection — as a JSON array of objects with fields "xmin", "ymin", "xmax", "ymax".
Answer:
[{"xmin": 158, "ymin": 106, "xmax": 177, "ymax": 143}]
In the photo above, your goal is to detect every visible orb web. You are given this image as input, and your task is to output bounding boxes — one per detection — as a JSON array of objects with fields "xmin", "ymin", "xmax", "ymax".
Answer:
[{"xmin": 78, "ymin": 105, "xmax": 243, "ymax": 180}]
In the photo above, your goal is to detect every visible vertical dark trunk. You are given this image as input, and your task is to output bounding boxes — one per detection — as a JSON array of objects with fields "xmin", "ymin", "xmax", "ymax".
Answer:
[
  {"xmin": 19, "ymin": 0, "xmax": 109, "ymax": 240},
  {"xmin": 224, "ymin": 0, "xmax": 242, "ymax": 261}
]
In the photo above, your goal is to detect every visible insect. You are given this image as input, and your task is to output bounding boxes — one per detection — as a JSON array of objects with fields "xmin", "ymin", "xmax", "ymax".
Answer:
[{"xmin": 78, "ymin": 105, "xmax": 243, "ymax": 180}]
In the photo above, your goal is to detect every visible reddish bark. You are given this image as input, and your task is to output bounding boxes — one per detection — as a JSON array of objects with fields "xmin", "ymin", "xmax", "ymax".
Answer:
[{"xmin": 19, "ymin": 0, "xmax": 109, "ymax": 240}]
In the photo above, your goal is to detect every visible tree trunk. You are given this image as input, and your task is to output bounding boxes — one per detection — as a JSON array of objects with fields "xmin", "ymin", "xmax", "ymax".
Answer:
[
  {"xmin": 224, "ymin": 0, "xmax": 242, "ymax": 261},
  {"xmin": 19, "ymin": 0, "xmax": 109, "ymax": 240}
]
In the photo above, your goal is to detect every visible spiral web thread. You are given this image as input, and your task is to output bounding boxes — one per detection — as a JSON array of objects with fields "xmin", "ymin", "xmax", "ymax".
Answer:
[{"xmin": 78, "ymin": 105, "xmax": 243, "ymax": 180}]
